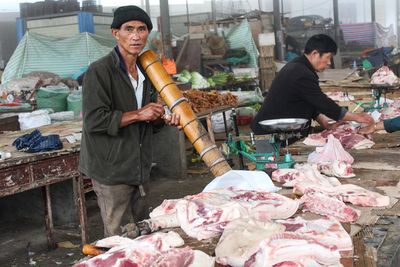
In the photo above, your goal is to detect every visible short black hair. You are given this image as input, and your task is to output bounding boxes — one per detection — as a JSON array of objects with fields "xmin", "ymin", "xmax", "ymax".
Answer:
[{"xmin": 304, "ymin": 34, "xmax": 337, "ymax": 55}]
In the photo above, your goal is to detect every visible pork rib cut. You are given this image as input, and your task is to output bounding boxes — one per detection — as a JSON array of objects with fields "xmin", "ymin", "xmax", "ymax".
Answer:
[{"xmin": 300, "ymin": 191, "xmax": 361, "ymax": 222}]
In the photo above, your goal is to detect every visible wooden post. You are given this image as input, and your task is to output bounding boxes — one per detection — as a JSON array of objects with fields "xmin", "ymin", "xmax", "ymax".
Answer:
[
  {"xmin": 73, "ymin": 175, "xmax": 88, "ymax": 244},
  {"xmin": 43, "ymin": 185, "xmax": 56, "ymax": 249},
  {"xmin": 206, "ymin": 113, "xmax": 215, "ymax": 143}
]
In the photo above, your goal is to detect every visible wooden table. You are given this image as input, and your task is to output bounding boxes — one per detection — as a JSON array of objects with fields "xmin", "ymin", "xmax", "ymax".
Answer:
[{"xmin": 0, "ymin": 121, "xmax": 87, "ymax": 248}]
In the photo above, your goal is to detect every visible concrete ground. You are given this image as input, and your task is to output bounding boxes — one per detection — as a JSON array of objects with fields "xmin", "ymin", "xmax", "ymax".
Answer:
[{"xmin": 0, "ymin": 171, "xmax": 215, "ymax": 267}]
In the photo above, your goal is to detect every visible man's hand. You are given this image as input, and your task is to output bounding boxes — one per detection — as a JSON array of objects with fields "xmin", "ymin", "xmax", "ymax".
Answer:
[
  {"xmin": 163, "ymin": 113, "xmax": 182, "ymax": 130},
  {"xmin": 358, "ymin": 124, "xmax": 375, "ymax": 135},
  {"xmin": 359, "ymin": 121, "xmax": 383, "ymax": 135},
  {"xmin": 325, "ymin": 121, "xmax": 346, "ymax": 130},
  {"xmin": 342, "ymin": 111, "xmax": 374, "ymax": 127},
  {"xmin": 353, "ymin": 112, "xmax": 374, "ymax": 125},
  {"xmin": 137, "ymin": 103, "xmax": 165, "ymax": 122}
]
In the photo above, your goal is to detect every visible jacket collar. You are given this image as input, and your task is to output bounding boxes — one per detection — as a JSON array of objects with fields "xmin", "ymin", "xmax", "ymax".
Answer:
[
  {"xmin": 112, "ymin": 46, "xmax": 147, "ymax": 74},
  {"xmin": 113, "ymin": 46, "xmax": 128, "ymax": 73},
  {"xmin": 298, "ymin": 54, "xmax": 318, "ymax": 77}
]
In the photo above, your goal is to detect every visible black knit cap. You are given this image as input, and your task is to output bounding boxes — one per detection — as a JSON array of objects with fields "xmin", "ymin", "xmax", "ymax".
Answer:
[{"xmin": 111, "ymin": 5, "xmax": 153, "ymax": 30}]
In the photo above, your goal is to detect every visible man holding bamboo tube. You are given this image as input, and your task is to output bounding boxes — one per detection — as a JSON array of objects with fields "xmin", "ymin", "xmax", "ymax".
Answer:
[{"xmin": 79, "ymin": 5, "xmax": 180, "ymax": 237}]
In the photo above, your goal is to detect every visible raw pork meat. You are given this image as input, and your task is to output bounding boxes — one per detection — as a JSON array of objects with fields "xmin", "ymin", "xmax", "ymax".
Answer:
[
  {"xmin": 272, "ymin": 164, "xmax": 341, "ymax": 192},
  {"xmin": 276, "ymin": 216, "xmax": 353, "ymax": 254},
  {"xmin": 271, "ymin": 169, "xmax": 306, "ymax": 184},
  {"xmin": 325, "ymin": 91, "xmax": 355, "ymax": 102},
  {"xmin": 370, "ymin": 66, "xmax": 400, "ymax": 85},
  {"xmin": 380, "ymin": 99, "xmax": 400, "ymax": 120},
  {"xmin": 144, "ymin": 188, "xmax": 299, "ymax": 240},
  {"xmin": 246, "ymin": 232, "xmax": 342, "ymax": 267},
  {"xmin": 74, "ymin": 231, "xmax": 214, "ymax": 267},
  {"xmin": 304, "ymin": 124, "xmax": 374, "ymax": 149},
  {"xmin": 215, "ymin": 216, "xmax": 352, "ymax": 267},
  {"xmin": 215, "ymin": 219, "xmax": 286, "ymax": 267},
  {"xmin": 292, "ymin": 164, "xmax": 341, "ymax": 191},
  {"xmin": 303, "ymin": 133, "xmax": 327, "ymax": 146},
  {"xmin": 273, "ymin": 163, "xmax": 388, "ymax": 214},
  {"xmin": 317, "ymin": 161, "xmax": 355, "ymax": 179},
  {"xmin": 334, "ymin": 184, "xmax": 390, "ymax": 207},
  {"xmin": 300, "ymin": 191, "xmax": 361, "ymax": 222},
  {"xmin": 300, "ymin": 183, "xmax": 390, "ymax": 207}
]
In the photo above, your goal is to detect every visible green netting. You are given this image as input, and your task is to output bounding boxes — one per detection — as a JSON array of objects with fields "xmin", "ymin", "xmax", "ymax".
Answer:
[
  {"xmin": 224, "ymin": 20, "xmax": 259, "ymax": 68},
  {"xmin": 37, "ymin": 86, "xmax": 70, "ymax": 112},
  {"xmin": 2, "ymin": 32, "xmax": 115, "ymax": 83}
]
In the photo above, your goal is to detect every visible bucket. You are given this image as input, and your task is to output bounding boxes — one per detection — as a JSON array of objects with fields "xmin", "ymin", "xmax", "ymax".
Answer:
[
  {"xmin": 236, "ymin": 107, "xmax": 256, "ymax": 125},
  {"xmin": 67, "ymin": 90, "xmax": 82, "ymax": 117}
]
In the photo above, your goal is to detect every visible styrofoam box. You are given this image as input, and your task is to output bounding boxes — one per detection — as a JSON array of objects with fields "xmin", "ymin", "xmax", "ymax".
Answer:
[
  {"xmin": 232, "ymin": 67, "xmax": 259, "ymax": 78},
  {"xmin": 258, "ymin": 33, "xmax": 275, "ymax": 46}
]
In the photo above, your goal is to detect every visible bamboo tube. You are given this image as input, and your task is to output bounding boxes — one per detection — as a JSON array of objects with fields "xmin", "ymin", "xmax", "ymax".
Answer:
[{"xmin": 139, "ymin": 50, "xmax": 231, "ymax": 177}]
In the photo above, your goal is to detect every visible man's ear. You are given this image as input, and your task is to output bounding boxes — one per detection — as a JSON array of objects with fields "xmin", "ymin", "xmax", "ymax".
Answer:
[{"xmin": 111, "ymin": 29, "xmax": 119, "ymax": 39}]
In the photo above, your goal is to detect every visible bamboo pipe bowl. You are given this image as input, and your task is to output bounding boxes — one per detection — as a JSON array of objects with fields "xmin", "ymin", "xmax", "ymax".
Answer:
[{"xmin": 139, "ymin": 50, "xmax": 231, "ymax": 177}]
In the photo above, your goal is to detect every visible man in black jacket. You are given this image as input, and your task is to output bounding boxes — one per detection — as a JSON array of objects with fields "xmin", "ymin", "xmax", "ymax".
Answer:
[
  {"xmin": 252, "ymin": 34, "xmax": 373, "ymax": 137},
  {"xmin": 79, "ymin": 5, "xmax": 180, "ymax": 237}
]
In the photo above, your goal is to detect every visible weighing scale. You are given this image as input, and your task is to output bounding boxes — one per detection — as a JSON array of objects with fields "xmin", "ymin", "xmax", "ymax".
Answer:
[
  {"xmin": 362, "ymin": 83, "xmax": 400, "ymax": 111},
  {"xmin": 225, "ymin": 116, "xmax": 309, "ymax": 170}
]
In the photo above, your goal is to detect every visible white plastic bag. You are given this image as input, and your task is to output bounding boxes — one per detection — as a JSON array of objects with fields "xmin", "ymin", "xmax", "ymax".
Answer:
[
  {"xmin": 203, "ymin": 170, "xmax": 280, "ymax": 193},
  {"xmin": 308, "ymin": 134, "xmax": 354, "ymax": 164},
  {"xmin": 212, "ymin": 110, "xmax": 232, "ymax": 133},
  {"xmin": 18, "ymin": 109, "xmax": 51, "ymax": 130}
]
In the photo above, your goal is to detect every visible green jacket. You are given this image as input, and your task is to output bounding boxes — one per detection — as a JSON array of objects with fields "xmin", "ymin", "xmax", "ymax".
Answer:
[
  {"xmin": 79, "ymin": 47, "xmax": 157, "ymax": 185},
  {"xmin": 384, "ymin": 116, "xmax": 400, "ymax": 133}
]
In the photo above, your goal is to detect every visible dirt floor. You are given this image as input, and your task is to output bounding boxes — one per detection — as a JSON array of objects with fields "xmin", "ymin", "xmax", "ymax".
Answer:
[{"xmin": 0, "ymin": 171, "xmax": 215, "ymax": 267}]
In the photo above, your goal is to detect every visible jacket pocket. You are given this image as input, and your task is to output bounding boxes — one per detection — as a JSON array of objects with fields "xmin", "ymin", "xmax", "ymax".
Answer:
[{"xmin": 105, "ymin": 137, "xmax": 123, "ymax": 163}]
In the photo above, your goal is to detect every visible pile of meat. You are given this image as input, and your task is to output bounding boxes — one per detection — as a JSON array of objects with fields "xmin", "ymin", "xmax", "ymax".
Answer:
[
  {"xmin": 380, "ymin": 98, "xmax": 400, "ymax": 120},
  {"xmin": 325, "ymin": 91, "xmax": 354, "ymax": 102},
  {"xmin": 182, "ymin": 89, "xmax": 238, "ymax": 113},
  {"xmin": 215, "ymin": 216, "xmax": 352, "ymax": 267},
  {"xmin": 370, "ymin": 66, "xmax": 400, "ymax": 85},
  {"xmin": 74, "ymin": 231, "xmax": 214, "ymax": 267},
  {"xmin": 272, "ymin": 164, "xmax": 390, "ymax": 222},
  {"xmin": 143, "ymin": 188, "xmax": 299, "ymax": 240},
  {"xmin": 303, "ymin": 123, "xmax": 374, "ymax": 149}
]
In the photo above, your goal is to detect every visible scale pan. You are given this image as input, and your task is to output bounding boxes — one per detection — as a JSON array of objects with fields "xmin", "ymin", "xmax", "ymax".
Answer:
[{"xmin": 258, "ymin": 118, "xmax": 308, "ymax": 133}]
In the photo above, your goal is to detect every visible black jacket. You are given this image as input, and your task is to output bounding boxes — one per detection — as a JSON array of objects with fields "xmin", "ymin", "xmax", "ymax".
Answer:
[
  {"xmin": 252, "ymin": 55, "xmax": 345, "ymax": 134},
  {"xmin": 79, "ymin": 47, "xmax": 157, "ymax": 185}
]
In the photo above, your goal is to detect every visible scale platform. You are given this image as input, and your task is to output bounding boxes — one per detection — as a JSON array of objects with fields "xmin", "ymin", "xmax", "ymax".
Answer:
[
  {"xmin": 226, "ymin": 118, "xmax": 308, "ymax": 170},
  {"xmin": 362, "ymin": 83, "xmax": 400, "ymax": 111}
]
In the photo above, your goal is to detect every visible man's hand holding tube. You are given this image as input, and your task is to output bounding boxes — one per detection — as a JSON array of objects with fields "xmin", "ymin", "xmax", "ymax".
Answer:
[
  {"xmin": 120, "ymin": 103, "xmax": 181, "ymax": 129},
  {"xmin": 162, "ymin": 106, "xmax": 182, "ymax": 130}
]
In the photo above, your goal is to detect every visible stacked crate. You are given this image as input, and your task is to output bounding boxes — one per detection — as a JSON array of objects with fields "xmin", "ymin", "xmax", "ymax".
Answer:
[
  {"xmin": 259, "ymin": 45, "xmax": 276, "ymax": 92},
  {"xmin": 258, "ymin": 33, "xmax": 276, "ymax": 92}
]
